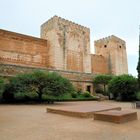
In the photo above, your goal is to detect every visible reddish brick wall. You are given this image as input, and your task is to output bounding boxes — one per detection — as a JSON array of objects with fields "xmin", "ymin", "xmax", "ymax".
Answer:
[
  {"xmin": 0, "ymin": 29, "xmax": 51, "ymax": 68},
  {"xmin": 67, "ymin": 50, "xmax": 83, "ymax": 72},
  {"xmin": 91, "ymin": 54, "xmax": 109, "ymax": 74},
  {"xmin": 41, "ymin": 16, "xmax": 91, "ymax": 73},
  {"xmin": 94, "ymin": 35, "xmax": 128, "ymax": 75}
]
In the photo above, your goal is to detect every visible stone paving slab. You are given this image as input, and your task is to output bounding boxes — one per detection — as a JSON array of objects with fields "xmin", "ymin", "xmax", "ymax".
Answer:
[
  {"xmin": 47, "ymin": 104, "xmax": 121, "ymax": 118},
  {"xmin": 94, "ymin": 110, "xmax": 137, "ymax": 123}
]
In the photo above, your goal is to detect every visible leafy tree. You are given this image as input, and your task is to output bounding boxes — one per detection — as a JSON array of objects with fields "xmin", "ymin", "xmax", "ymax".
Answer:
[
  {"xmin": 137, "ymin": 26, "xmax": 140, "ymax": 88},
  {"xmin": 0, "ymin": 78, "xmax": 5, "ymax": 99},
  {"xmin": 44, "ymin": 72, "xmax": 75, "ymax": 97},
  {"xmin": 108, "ymin": 74, "xmax": 138, "ymax": 101},
  {"xmin": 3, "ymin": 71, "xmax": 75, "ymax": 102},
  {"xmin": 93, "ymin": 74, "xmax": 113, "ymax": 95},
  {"xmin": 10, "ymin": 71, "xmax": 51, "ymax": 101}
]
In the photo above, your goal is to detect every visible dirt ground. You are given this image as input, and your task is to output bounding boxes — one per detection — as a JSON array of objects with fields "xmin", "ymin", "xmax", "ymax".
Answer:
[{"xmin": 0, "ymin": 101, "xmax": 140, "ymax": 140}]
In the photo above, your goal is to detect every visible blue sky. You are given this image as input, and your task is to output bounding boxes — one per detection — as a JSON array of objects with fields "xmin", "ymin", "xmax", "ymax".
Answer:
[{"xmin": 0, "ymin": 0, "xmax": 140, "ymax": 76}]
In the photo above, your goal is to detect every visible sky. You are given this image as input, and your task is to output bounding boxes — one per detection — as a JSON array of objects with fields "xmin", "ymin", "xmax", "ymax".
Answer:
[{"xmin": 0, "ymin": 0, "xmax": 140, "ymax": 76}]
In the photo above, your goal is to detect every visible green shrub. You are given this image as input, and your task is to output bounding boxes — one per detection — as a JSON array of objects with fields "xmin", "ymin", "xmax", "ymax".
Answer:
[
  {"xmin": 71, "ymin": 92, "xmax": 77, "ymax": 98},
  {"xmin": 95, "ymin": 88, "xmax": 104, "ymax": 94},
  {"xmin": 44, "ymin": 72, "xmax": 75, "ymax": 97},
  {"xmin": 83, "ymin": 91, "xmax": 91, "ymax": 97},
  {"xmin": 108, "ymin": 74, "xmax": 138, "ymax": 101},
  {"xmin": 3, "ymin": 84, "xmax": 14, "ymax": 101},
  {"xmin": 3, "ymin": 71, "xmax": 75, "ymax": 102},
  {"xmin": 136, "ymin": 91, "xmax": 140, "ymax": 101},
  {"xmin": 77, "ymin": 89, "xmax": 82, "ymax": 95},
  {"xmin": 14, "ymin": 92, "xmax": 38, "ymax": 100},
  {"xmin": 0, "ymin": 78, "xmax": 5, "ymax": 100},
  {"xmin": 3, "ymin": 71, "xmax": 49, "ymax": 101},
  {"xmin": 93, "ymin": 74, "xmax": 113, "ymax": 95}
]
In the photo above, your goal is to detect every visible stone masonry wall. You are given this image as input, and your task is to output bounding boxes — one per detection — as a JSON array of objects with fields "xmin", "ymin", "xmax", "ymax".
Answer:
[
  {"xmin": 0, "ymin": 16, "xmax": 129, "ymax": 94},
  {"xmin": 0, "ymin": 64, "xmax": 95, "ymax": 94},
  {"xmin": 41, "ymin": 16, "xmax": 91, "ymax": 73},
  {"xmin": 91, "ymin": 54, "xmax": 109, "ymax": 74},
  {"xmin": 0, "ymin": 29, "xmax": 51, "ymax": 68},
  {"xmin": 94, "ymin": 35, "xmax": 128, "ymax": 75}
]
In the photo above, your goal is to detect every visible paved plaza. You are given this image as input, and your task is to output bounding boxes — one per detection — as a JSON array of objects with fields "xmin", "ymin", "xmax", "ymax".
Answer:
[{"xmin": 0, "ymin": 101, "xmax": 140, "ymax": 140}]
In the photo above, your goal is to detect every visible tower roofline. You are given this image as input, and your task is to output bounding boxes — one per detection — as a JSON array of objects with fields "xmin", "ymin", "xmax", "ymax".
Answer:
[
  {"xmin": 94, "ymin": 35, "xmax": 125, "ymax": 44},
  {"xmin": 41, "ymin": 15, "xmax": 90, "ymax": 33}
]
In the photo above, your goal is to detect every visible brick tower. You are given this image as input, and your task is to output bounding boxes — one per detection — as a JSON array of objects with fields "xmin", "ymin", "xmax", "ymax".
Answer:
[
  {"xmin": 40, "ymin": 15, "xmax": 91, "ymax": 73},
  {"xmin": 94, "ymin": 35, "xmax": 128, "ymax": 75}
]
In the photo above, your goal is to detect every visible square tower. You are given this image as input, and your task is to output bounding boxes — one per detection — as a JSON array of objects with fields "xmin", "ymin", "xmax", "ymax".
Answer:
[
  {"xmin": 94, "ymin": 35, "xmax": 128, "ymax": 75},
  {"xmin": 40, "ymin": 16, "xmax": 91, "ymax": 73}
]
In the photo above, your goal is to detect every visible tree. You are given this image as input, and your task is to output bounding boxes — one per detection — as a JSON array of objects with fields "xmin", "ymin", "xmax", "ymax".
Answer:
[
  {"xmin": 108, "ymin": 74, "xmax": 138, "ymax": 101},
  {"xmin": 44, "ymin": 72, "xmax": 74, "ymax": 96},
  {"xmin": 3, "ymin": 71, "xmax": 75, "ymax": 102},
  {"xmin": 3, "ymin": 71, "xmax": 48, "ymax": 101},
  {"xmin": 137, "ymin": 25, "xmax": 140, "ymax": 88},
  {"xmin": 0, "ymin": 78, "xmax": 5, "ymax": 99},
  {"xmin": 93, "ymin": 74, "xmax": 113, "ymax": 95}
]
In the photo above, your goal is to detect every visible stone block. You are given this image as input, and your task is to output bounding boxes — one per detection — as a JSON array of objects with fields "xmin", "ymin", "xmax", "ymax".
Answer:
[{"xmin": 94, "ymin": 110, "xmax": 137, "ymax": 123}]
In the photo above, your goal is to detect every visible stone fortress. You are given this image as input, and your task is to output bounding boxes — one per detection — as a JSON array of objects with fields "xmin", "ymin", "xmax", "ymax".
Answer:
[{"xmin": 0, "ymin": 15, "xmax": 128, "ymax": 94}]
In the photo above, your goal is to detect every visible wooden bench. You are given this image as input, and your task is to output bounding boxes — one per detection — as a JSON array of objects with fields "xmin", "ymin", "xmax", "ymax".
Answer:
[{"xmin": 94, "ymin": 110, "xmax": 137, "ymax": 123}]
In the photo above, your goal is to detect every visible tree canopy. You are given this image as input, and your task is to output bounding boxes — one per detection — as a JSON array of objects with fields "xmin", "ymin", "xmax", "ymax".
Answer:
[
  {"xmin": 93, "ymin": 74, "xmax": 113, "ymax": 94},
  {"xmin": 137, "ymin": 26, "xmax": 140, "ymax": 88},
  {"xmin": 3, "ymin": 71, "xmax": 75, "ymax": 101},
  {"xmin": 108, "ymin": 74, "xmax": 138, "ymax": 101},
  {"xmin": 0, "ymin": 78, "xmax": 5, "ymax": 99}
]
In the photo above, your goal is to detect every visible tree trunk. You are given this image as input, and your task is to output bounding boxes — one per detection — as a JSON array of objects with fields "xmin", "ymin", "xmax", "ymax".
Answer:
[
  {"xmin": 38, "ymin": 93, "xmax": 42, "ymax": 102},
  {"xmin": 103, "ymin": 84, "xmax": 106, "ymax": 95}
]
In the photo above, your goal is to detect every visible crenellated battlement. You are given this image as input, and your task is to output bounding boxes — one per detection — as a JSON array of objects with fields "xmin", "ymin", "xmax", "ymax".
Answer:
[
  {"xmin": 94, "ymin": 35, "xmax": 125, "ymax": 45},
  {"xmin": 41, "ymin": 15, "xmax": 90, "ymax": 33}
]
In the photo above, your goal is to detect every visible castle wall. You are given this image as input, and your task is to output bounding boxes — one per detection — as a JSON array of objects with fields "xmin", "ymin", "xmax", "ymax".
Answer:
[
  {"xmin": 0, "ymin": 64, "xmax": 94, "ymax": 94},
  {"xmin": 94, "ymin": 35, "xmax": 128, "ymax": 75},
  {"xmin": 41, "ymin": 16, "xmax": 91, "ymax": 73},
  {"xmin": 91, "ymin": 54, "xmax": 109, "ymax": 74},
  {"xmin": 0, "ymin": 16, "xmax": 129, "ymax": 94},
  {"xmin": 0, "ymin": 29, "xmax": 51, "ymax": 68}
]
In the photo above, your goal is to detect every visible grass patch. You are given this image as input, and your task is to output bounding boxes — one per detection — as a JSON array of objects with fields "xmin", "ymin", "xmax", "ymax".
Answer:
[
  {"xmin": 0, "ymin": 92, "xmax": 99, "ymax": 104},
  {"xmin": 42, "ymin": 93, "xmax": 99, "ymax": 102}
]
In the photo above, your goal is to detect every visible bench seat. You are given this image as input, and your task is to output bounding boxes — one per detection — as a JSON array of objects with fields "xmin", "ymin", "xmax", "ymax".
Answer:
[{"xmin": 94, "ymin": 110, "xmax": 137, "ymax": 123}]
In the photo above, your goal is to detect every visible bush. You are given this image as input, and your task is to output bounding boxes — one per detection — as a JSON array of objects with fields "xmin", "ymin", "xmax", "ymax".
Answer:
[
  {"xmin": 71, "ymin": 92, "xmax": 77, "ymax": 98},
  {"xmin": 14, "ymin": 92, "xmax": 38, "ymax": 100},
  {"xmin": 108, "ymin": 74, "xmax": 138, "ymax": 101},
  {"xmin": 95, "ymin": 87, "xmax": 104, "ymax": 94},
  {"xmin": 93, "ymin": 74, "xmax": 113, "ymax": 95},
  {"xmin": 83, "ymin": 91, "xmax": 91, "ymax": 97},
  {"xmin": 44, "ymin": 72, "xmax": 75, "ymax": 97},
  {"xmin": 77, "ymin": 89, "xmax": 82, "ymax": 95},
  {"xmin": 136, "ymin": 91, "xmax": 140, "ymax": 101},
  {"xmin": 3, "ymin": 71, "xmax": 75, "ymax": 102},
  {"xmin": 0, "ymin": 78, "xmax": 5, "ymax": 100},
  {"xmin": 3, "ymin": 84, "xmax": 14, "ymax": 101}
]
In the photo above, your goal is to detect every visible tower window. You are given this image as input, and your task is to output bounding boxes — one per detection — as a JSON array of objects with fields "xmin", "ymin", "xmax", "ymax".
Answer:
[
  {"xmin": 119, "ymin": 45, "xmax": 121, "ymax": 48},
  {"xmin": 104, "ymin": 45, "xmax": 107, "ymax": 48}
]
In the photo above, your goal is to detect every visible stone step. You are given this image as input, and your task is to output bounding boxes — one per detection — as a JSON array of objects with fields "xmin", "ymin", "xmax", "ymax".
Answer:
[{"xmin": 94, "ymin": 110, "xmax": 137, "ymax": 123}]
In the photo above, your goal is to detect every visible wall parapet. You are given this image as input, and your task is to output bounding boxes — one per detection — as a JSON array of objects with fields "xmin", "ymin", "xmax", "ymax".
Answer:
[
  {"xmin": 41, "ymin": 15, "xmax": 90, "ymax": 33},
  {"xmin": 94, "ymin": 35, "xmax": 125, "ymax": 45},
  {"xmin": 0, "ymin": 29, "xmax": 48, "ymax": 46}
]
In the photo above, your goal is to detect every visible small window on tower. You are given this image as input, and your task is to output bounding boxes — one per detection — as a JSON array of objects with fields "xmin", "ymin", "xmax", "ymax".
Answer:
[
  {"xmin": 119, "ymin": 45, "xmax": 121, "ymax": 48},
  {"xmin": 104, "ymin": 45, "xmax": 107, "ymax": 48}
]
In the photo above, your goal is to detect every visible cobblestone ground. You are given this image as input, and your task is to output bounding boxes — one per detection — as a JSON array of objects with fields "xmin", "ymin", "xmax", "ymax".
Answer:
[{"xmin": 0, "ymin": 101, "xmax": 140, "ymax": 140}]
